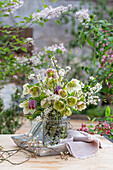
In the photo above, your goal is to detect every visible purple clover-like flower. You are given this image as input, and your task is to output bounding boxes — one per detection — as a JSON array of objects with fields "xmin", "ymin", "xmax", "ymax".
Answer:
[{"xmin": 29, "ymin": 100, "xmax": 37, "ymax": 109}]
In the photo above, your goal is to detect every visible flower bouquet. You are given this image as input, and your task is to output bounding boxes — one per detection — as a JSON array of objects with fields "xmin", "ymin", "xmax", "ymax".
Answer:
[{"xmin": 19, "ymin": 55, "xmax": 102, "ymax": 146}]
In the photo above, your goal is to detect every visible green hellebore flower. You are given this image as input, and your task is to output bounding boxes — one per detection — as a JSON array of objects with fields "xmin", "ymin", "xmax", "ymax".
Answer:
[
  {"xmin": 61, "ymin": 107, "xmax": 72, "ymax": 116},
  {"xmin": 41, "ymin": 98, "xmax": 49, "ymax": 108},
  {"xmin": 29, "ymin": 86, "xmax": 41, "ymax": 98},
  {"xmin": 53, "ymin": 100, "xmax": 65, "ymax": 111},
  {"xmin": 66, "ymin": 96, "xmax": 77, "ymax": 107},
  {"xmin": 58, "ymin": 89, "xmax": 67, "ymax": 99},
  {"xmin": 47, "ymin": 79, "xmax": 54, "ymax": 89}
]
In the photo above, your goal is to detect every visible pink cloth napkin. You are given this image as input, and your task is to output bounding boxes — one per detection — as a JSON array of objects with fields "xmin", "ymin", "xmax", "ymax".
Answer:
[{"xmin": 60, "ymin": 130, "xmax": 102, "ymax": 159}]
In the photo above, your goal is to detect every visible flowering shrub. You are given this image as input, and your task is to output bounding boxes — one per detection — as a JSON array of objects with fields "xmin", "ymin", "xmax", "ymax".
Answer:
[
  {"xmin": 2, "ymin": 0, "xmax": 24, "ymax": 14},
  {"xmin": 79, "ymin": 106, "xmax": 113, "ymax": 139},
  {"xmin": 32, "ymin": 5, "xmax": 72, "ymax": 21},
  {"xmin": 60, "ymin": 1, "xmax": 113, "ymax": 105},
  {"xmin": 0, "ymin": 0, "xmax": 72, "ymax": 87},
  {"xmin": 69, "ymin": 8, "xmax": 113, "ymax": 105}
]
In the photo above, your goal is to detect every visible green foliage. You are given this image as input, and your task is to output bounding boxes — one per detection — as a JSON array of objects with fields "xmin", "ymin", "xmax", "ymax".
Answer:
[
  {"xmin": 52, "ymin": 0, "xmax": 57, "ymax": 2},
  {"xmin": 0, "ymin": 91, "xmax": 22, "ymax": 134},
  {"xmin": 105, "ymin": 106, "xmax": 111, "ymax": 117},
  {"xmin": 87, "ymin": 106, "xmax": 113, "ymax": 119}
]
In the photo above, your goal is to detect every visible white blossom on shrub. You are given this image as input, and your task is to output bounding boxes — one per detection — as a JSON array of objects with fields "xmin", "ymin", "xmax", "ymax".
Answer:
[
  {"xmin": 3, "ymin": 0, "xmax": 24, "ymax": 14},
  {"xmin": 76, "ymin": 9, "xmax": 90, "ymax": 23},
  {"xmin": 25, "ymin": 38, "xmax": 35, "ymax": 46},
  {"xmin": 32, "ymin": 5, "xmax": 72, "ymax": 21}
]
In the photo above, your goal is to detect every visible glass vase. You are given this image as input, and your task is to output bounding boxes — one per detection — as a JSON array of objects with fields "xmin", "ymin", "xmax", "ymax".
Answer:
[{"xmin": 43, "ymin": 117, "xmax": 68, "ymax": 146}]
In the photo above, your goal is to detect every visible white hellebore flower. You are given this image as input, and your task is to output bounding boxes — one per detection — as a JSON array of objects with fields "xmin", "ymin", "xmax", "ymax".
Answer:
[
  {"xmin": 19, "ymin": 101, "xmax": 36, "ymax": 115},
  {"xmin": 59, "ymin": 69, "xmax": 65, "ymax": 77},
  {"xmin": 23, "ymin": 83, "xmax": 29, "ymax": 95},
  {"xmin": 77, "ymin": 101, "xmax": 86, "ymax": 111},
  {"xmin": 66, "ymin": 79, "xmax": 81, "ymax": 94}
]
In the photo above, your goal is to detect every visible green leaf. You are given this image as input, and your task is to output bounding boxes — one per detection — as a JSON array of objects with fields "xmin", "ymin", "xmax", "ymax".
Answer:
[
  {"xmin": 99, "ymin": 130, "xmax": 103, "ymax": 134},
  {"xmin": 93, "ymin": 56, "xmax": 96, "ymax": 67},
  {"xmin": 41, "ymin": 0, "xmax": 44, "ymax": 3},
  {"xmin": 87, "ymin": 38, "xmax": 94, "ymax": 47},
  {"xmin": 87, "ymin": 116, "xmax": 91, "ymax": 121},
  {"xmin": 55, "ymin": 20, "xmax": 61, "ymax": 25},
  {"xmin": 3, "ymin": 25, "xmax": 10, "ymax": 28},
  {"xmin": 108, "ymin": 37, "xmax": 113, "ymax": 42},
  {"xmin": 82, "ymin": 34, "xmax": 86, "ymax": 43},
  {"xmin": 52, "ymin": 0, "xmax": 57, "ymax": 2},
  {"xmin": 12, "ymin": 35, "xmax": 16, "ymax": 39},
  {"xmin": 99, "ymin": 20, "xmax": 105, "ymax": 24},
  {"xmin": 70, "ymin": 49, "xmax": 73, "ymax": 54},
  {"xmin": 43, "ymin": 4, "xmax": 48, "ymax": 8},
  {"xmin": 105, "ymin": 106, "xmax": 111, "ymax": 117},
  {"xmin": 88, "ymin": 125, "xmax": 94, "ymax": 128},
  {"xmin": 21, "ymin": 47, "xmax": 27, "ymax": 52},
  {"xmin": 15, "ymin": 16, "xmax": 20, "ymax": 18},
  {"xmin": 91, "ymin": 118, "xmax": 96, "ymax": 122},
  {"xmin": 37, "ymin": 21, "xmax": 44, "ymax": 27}
]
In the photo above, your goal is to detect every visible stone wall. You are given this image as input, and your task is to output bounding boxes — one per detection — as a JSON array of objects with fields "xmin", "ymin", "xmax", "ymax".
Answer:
[{"xmin": 0, "ymin": 0, "xmax": 83, "ymax": 49}]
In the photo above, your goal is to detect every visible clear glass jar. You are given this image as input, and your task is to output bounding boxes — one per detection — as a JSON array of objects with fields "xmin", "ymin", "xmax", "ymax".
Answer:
[{"xmin": 43, "ymin": 117, "xmax": 68, "ymax": 146}]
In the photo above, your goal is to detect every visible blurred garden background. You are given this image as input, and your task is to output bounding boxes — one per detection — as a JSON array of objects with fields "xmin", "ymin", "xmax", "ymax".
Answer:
[{"xmin": 0, "ymin": 0, "xmax": 113, "ymax": 134}]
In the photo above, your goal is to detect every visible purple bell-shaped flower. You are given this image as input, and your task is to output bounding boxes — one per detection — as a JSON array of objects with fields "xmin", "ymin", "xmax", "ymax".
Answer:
[
  {"xmin": 54, "ymin": 86, "xmax": 62, "ymax": 94},
  {"xmin": 29, "ymin": 100, "xmax": 37, "ymax": 109}
]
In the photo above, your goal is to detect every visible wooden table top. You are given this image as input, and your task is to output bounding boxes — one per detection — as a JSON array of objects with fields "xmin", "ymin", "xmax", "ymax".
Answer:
[{"xmin": 0, "ymin": 134, "xmax": 113, "ymax": 170}]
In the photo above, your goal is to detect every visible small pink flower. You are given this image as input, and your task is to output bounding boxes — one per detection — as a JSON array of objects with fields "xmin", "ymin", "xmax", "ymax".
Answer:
[
  {"xmin": 105, "ymin": 51, "xmax": 109, "ymax": 55},
  {"xmin": 103, "ymin": 43, "xmax": 105, "ymax": 47},
  {"xmin": 102, "ymin": 55, "xmax": 106, "ymax": 59},
  {"xmin": 109, "ymin": 73, "xmax": 112, "ymax": 76},
  {"xmin": 100, "ymin": 48, "xmax": 104, "ymax": 51},
  {"xmin": 106, "ymin": 130, "xmax": 111, "ymax": 135},
  {"xmin": 84, "ymin": 128, "xmax": 88, "ymax": 132},
  {"xmin": 109, "ymin": 84, "xmax": 112, "ymax": 88},
  {"xmin": 81, "ymin": 123, "xmax": 85, "ymax": 128},
  {"xmin": 109, "ymin": 48, "xmax": 112, "ymax": 53},
  {"xmin": 101, "ymin": 59, "xmax": 105, "ymax": 62},
  {"xmin": 80, "ymin": 128, "xmax": 84, "ymax": 131},
  {"xmin": 104, "ymin": 121, "xmax": 109, "ymax": 129}
]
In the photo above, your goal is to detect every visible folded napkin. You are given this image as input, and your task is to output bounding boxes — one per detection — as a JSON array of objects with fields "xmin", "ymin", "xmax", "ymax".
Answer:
[{"xmin": 60, "ymin": 130, "xmax": 102, "ymax": 159}]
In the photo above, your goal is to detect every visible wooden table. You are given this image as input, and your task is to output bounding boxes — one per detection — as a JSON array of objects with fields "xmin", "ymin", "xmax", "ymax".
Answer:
[{"xmin": 0, "ymin": 134, "xmax": 113, "ymax": 170}]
